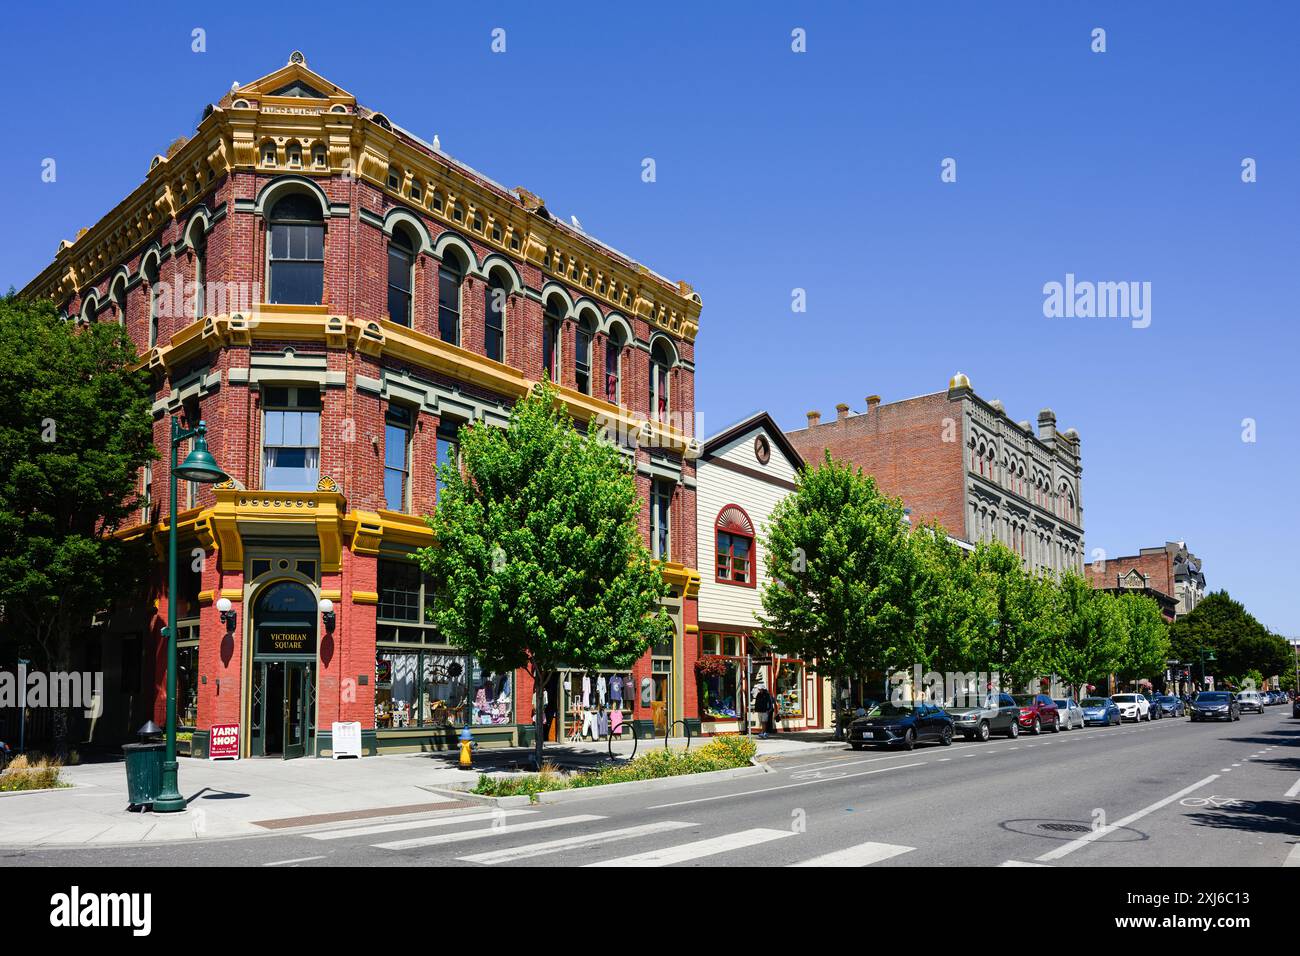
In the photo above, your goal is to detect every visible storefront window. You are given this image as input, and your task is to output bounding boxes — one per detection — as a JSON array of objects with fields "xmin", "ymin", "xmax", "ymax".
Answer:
[
  {"xmin": 177, "ymin": 643, "xmax": 199, "ymax": 727},
  {"xmin": 772, "ymin": 658, "xmax": 805, "ymax": 718},
  {"xmin": 699, "ymin": 660, "xmax": 740, "ymax": 720},
  {"xmin": 375, "ymin": 650, "xmax": 513, "ymax": 729}
]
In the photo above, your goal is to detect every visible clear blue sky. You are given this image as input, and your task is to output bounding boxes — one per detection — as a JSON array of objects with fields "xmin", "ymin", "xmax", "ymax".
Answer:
[{"xmin": 2, "ymin": 2, "xmax": 1295, "ymax": 634}]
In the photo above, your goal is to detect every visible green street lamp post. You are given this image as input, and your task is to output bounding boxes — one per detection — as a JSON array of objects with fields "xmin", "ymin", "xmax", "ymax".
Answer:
[
  {"xmin": 154, "ymin": 417, "xmax": 228, "ymax": 814},
  {"xmin": 1198, "ymin": 647, "xmax": 1217, "ymax": 693}
]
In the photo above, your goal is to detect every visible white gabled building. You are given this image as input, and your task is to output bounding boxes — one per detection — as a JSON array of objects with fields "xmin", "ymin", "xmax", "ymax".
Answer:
[{"xmin": 695, "ymin": 412, "xmax": 827, "ymax": 734}]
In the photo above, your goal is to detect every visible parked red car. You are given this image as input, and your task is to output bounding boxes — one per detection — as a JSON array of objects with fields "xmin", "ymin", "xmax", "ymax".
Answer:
[{"xmin": 1010, "ymin": 694, "xmax": 1060, "ymax": 734}]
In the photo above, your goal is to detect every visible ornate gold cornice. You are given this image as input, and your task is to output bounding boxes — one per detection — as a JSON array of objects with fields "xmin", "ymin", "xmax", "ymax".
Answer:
[{"xmin": 22, "ymin": 59, "xmax": 700, "ymax": 341}]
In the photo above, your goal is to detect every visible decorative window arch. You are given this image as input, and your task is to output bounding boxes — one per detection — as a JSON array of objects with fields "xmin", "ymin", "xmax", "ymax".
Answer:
[
  {"xmin": 80, "ymin": 291, "xmax": 99, "ymax": 324},
  {"xmin": 484, "ymin": 265, "xmax": 512, "ymax": 364},
  {"xmin": 109, "ymin": 272, "xmax": 129, "ymax": 327},
  {"xmin": 715, "ymin": 504, "xmax": 755, "ymax": 586},
  {"xmin": 437, "ymin": 246, "xmax": 465, "ymax": 347},
  {"xmin": 267, "ymin": 192, "xmax": 324, "ymax": 305},
  {"xmin": 603, "ymin": 316, "xmax": 630, "ymax": 406},
  {"xmin": 649, "ymin": 336, "xmax": 675, "ymax": 422},
  {"xmin": 184, "ymin": 213, "xmax": 210, "ymax": 319},
  {"xmin": 542, "ymin": 293, "xmax": 566, "ymax": 382},
  {"xmin": 386, "ymin": 223, "xmax": 417, "ymax": 326},
  {"xmin": 573, "ymin": 305, "xmax": 599, "ymax": 396}
]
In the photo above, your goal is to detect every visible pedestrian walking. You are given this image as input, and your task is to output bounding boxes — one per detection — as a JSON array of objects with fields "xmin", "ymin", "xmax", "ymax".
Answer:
[{"xmin": 754, "ymin": 685, "xmax": 773, "ymax": 739}]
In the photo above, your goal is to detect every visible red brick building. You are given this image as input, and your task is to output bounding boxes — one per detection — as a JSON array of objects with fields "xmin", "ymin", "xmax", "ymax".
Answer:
[
  {"xmin": 785, "ymin": 373, "xmax": 1085, "ymax": 575},
  {"xmin": 20, "ymin": 54, "xmax": 702, "ymax": 756},
  {"xmin": 1085, "ymin": 542, "xmax": 1205, "ymax": 622}
]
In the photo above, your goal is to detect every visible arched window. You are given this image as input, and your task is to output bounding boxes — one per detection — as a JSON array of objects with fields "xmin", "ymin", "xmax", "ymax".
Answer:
[
  {"xmin": 268, "ymin": 193, "xmax": 325, "ymax": 305},
  {"xmin": 485, "ymin": 272, "xmax": 507, "ymax": 363},
  {"xmin": 574, "ymin": 313, "xmax": 595, "ymax": 395},
  {"xmin": 143, "ymin": 258, "xmax": 160, "ymax": 347},
  {"xmin": 604, "ymin": 323, "xmax": 625, "ymax": 405},
  {"xmin": 437, "ymin": 251, "xmax": 463, "ymax": 346},
  {"xmin": 650, "ymin": 338, "xmax": 672, "ymax": 421},
  {"xmin": 715, "ymin": 505, "xmax": 755, "ymax": 585},
  {"xmin": 386, "ymin": 227, "xmax": 415, "ymax": 326},
  {"xmin": 191, "ymin": 229, "xmax": 207, "ymax": 319},
  {"xmin": 110, "ymin": 276, "xmax": 128, "ymax": 327},
  {"xmin": 542, "ymin": 296, "xmax": 564, "ymax": 381}
]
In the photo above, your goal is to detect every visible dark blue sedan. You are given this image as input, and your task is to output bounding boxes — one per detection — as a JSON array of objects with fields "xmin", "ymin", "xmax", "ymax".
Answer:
[
  {"xmin": 1153, "ymin": 694, "xmax": 1185, "ymax": 717},
  {"xmin": 849, "ymin": 702, "xmax": 955, "ymax": 750},
  {"xmin": 1080, "ymin": 696, "xmax": 1121, "ymax": 726}
]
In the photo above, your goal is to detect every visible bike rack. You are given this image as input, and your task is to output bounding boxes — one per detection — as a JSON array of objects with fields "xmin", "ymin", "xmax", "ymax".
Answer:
[
  {"xmin": 607, "ymin": 720, "xmax": 637, "ymax": 762},
  {"xmin": 666, "ymin": 719, "xmax": 692, "ymax": 751}
]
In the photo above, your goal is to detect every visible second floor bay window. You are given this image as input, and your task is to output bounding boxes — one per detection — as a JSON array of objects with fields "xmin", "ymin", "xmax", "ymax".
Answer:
[
  {"xmin": 268, "ymin": 194, "xmax": 325, "ymax": 305},
  {"xmin": 542, "ymin": 296, "xmax": 564, "ymax": 382},
  {"xmin": 604, "ymin": 325, "xmax": 624, "ymax": 405},
  {"xmin": 263, "ymin": 386, "xmax": 321, "ymax": 492},
  {"xmin": 435, "ymin": 420, "xmax": 461, "ymax": 502},
  {"xmin": 485, "ymin": 274, "xmax": 507, "ymax": 363},
  {"xmin": 650, "ymin": 339, "xmax": 672, "ymax": 421},
  {"xmin": 574, "ymin": 316, "xmax": 593, "ymax": 395}
]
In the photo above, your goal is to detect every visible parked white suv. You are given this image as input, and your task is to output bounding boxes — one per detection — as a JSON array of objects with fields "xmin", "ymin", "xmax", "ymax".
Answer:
[{"xmin": 1112, "ymin": 693, "xmax": 1151, "ymax": 722}]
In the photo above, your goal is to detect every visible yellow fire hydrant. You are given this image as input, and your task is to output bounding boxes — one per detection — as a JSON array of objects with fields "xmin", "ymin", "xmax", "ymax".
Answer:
[{"xmin": 458, "ymin": 727, "xmax": 474, "ymax": 768}]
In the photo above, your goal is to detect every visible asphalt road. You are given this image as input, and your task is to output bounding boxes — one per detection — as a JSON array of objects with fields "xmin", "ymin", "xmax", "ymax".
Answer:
[{"xmin": 6, "ymin": 708, "xmax": 1299, "ymax": 868}]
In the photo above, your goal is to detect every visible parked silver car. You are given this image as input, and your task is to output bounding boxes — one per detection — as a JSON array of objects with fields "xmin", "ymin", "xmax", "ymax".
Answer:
[
  {"xmin": 1052, "ymin": 697, "xmax": 1086, "ymax": 730},
  {"xmin": 946, "ymin": 692, "xmax": 1022, "ymax": 742}
]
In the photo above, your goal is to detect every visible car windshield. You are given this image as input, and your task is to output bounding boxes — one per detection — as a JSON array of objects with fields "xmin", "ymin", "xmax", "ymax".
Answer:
[
  {"xmin": 1198, "ymin": 693, "xmax": 1230, "ymax": 703},
  {"xmin": 1113, "ymin": 694, "xmax": 1138, "ymax": 702},
  {"xmin": 865, "ymin": 703, "xmax": 916, "ymax": 719},
  {"xmin": 1052, "ymin": 699, "xmax": 1069, "ymax": 708},
  {"xmin": 1081, "ymin": 698, "xmax": 1107, "ymax": 707},
  {"xmin": 1011, "ymin": 695, "xmax": 1037, "ymax": 706}
]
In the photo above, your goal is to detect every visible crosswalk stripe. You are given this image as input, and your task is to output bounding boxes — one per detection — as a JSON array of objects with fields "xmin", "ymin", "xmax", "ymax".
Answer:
[
  {"xmin": 1000, "ymin": 860, "xmax": 1050, "ymax": 867},
  {"xmin": 585, "ymin": 827, "xmax": 794, "ymax": 866},
  {"xmin": 375, "ymin": 814, "xmax": 604, "ymax": 850},
  {"xmin": 307, "ymin": 809, "xmax": 534, "ymax": 841},
  {"xmin": 456, "ymin": 821, "xmax": 697, "ymax": 864},
  {"xmin": 789, "ymin": 841, "xmax": 914, "ymax": 867}
]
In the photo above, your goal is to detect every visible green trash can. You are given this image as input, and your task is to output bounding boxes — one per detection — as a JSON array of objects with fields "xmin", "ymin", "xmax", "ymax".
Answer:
[{"xmin": 123, "ymin": 742, "xmax": 164, "ymax": 810}]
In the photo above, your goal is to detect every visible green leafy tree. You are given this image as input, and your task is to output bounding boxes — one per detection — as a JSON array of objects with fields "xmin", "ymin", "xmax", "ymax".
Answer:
[
  {"xmin": 757, "ymin": 452, "xmax": 915, "ymax": 687},
  {"xmin": 906, "ymin": 524, "xmax": 995, "ymax": 685},
  {"xmin": 1114, "ymin": 592, "xmax": 1170, "ymax": 689},
  {"xmin": 415, "ymin": 380, "xmax": 671, "ymax": 768},
  {"xmin": 965, "ymin": 542, "xmax": 1054, "ymax": 693},
  {"xmin": 0, "ymin": 296, "xmax": 155, "ymax": 753},
  {"xmin": 1168, "ymin": 591, "xmax": 1287, "ymax": 688},
  {"xmin": 1049, "ymin": 574, "xmax": 1124, "ymax": 698}
]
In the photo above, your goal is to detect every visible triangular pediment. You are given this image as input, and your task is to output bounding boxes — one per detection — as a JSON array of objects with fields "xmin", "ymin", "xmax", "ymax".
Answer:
[{"xmin": 226, "ymin": 53, "xmax": 355, "ymax": 109}]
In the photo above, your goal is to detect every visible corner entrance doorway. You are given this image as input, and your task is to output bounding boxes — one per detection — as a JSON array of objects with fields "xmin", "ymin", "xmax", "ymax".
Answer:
[{"xmin": 249, "ymin": 579, "xmax": 318, "ymax": 758}]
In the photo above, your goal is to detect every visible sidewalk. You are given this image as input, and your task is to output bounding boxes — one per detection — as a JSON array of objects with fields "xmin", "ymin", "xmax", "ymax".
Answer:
[{"xmin": 0, "ymin": 734, "xmax": 842, "ymax": 848}]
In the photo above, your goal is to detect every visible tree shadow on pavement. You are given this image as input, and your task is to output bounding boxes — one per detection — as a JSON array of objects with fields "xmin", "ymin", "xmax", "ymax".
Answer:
[{"xmin": 1183, "ymin": 799, "xmax": 1300, "ymax": 837}]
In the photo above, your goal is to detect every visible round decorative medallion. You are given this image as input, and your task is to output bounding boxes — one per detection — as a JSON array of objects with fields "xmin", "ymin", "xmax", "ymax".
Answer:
[{"xmin": 754, "ymin": 434, "xmax": 771, "ymax": 465}]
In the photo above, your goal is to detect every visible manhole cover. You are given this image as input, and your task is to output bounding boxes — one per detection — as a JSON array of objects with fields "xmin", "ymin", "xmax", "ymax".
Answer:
[{"xmin": 1038, "ymin": 822, "xmax": 1091, "ymax": 833}]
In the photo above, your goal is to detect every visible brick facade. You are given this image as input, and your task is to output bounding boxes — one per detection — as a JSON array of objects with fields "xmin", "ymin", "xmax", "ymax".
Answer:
[{"xmin": 25, "ymin": 56, "xmax": 702, "ymax": 754}]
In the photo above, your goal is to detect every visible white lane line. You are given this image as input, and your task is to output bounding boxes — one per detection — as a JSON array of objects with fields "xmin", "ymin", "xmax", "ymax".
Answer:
[
  {"xmin": 262, "ymin": 855, "xmax": 325, "ymax": 866},
  {"xmin": 375, "ymin": 814, "xmax": 604, "ymax": 850},
  {"xmin": 1000, "ymin": 860, "xmax": 1051, "ymax": 867},
  {"xmin": 646, "ymin": 762, "xmax": 925, "ymax": 810},
  {"xmin": 790, "ymin": 841, "xmax": 914, "ymax": 867},
  {"xmin": 456, "ymin": 821, "xmax": 696, "ymax": 865},
  {"xmin": 307, "ymin": 809, "xmax": 534, "ymax": 841},
  {"xmin": 1285, "ymin": 844, "xmax": 1300, "ymax": 867},
  {"xmin": 585, "ymin": 827, "xmax": 794, "ymax": 866},
  {"xmin": 1220, "ymin": 768, "xmax": 1232, "ymax": 773},
  {"xmin": 1285, "ymin": 776, "xmax": 1300, "ymax": 798},
  {"xmin": 1036, "ymin": 774, "xmax": 1219, "ymax": 863}
]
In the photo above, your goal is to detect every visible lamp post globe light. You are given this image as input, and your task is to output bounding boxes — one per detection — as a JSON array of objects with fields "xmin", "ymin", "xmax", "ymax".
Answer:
[{"xmin": 154, "ymin": 418, "xmax": 228, "ymax": 814}]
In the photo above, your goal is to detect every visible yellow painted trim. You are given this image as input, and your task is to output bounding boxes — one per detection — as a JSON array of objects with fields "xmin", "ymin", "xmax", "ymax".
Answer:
[
  {"xmin": 352, "ymin": 591, "xmax": 379, "ymax": 605},
  {"xmin": 220, "ymin": 589, "xmax": 243, "ymax": 601},
  {"xmin": 198, "ymin": 590, "xmax": 215, "ymax": 606},
  {"xmin": 319, "ymin": 589, "xmax": 342, "ymax": 602},
  {"xmin": 208, "ymin": 487, "xmax": 346, "ymax": 573},
  {"xmin": 655, "ymin": 560, "xmax": 701, "ymax": 598}
]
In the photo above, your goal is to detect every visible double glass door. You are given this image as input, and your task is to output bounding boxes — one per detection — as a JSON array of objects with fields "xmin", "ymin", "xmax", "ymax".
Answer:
[{"xmin": 251, "ymin": 660, "xmax": 314, "ymax": 758}]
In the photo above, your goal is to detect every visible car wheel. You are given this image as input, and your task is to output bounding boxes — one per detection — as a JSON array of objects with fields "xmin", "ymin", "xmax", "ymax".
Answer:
[
  {"xmin": 977, "ymin": 720, "xmax": 990, "ymax": 742},
  {"xmin": 1007, "ymin": 720, "xmax": 1020, "ymax": 738},
  {"xmin": 1051, "ymin": 717, "xmax": 1061, "ymax": 733},
  {"xmin": 940, "ymin": 726, "xmax": 953, "ymax": 746},
  {"xmin": 1032, "ymin": 717, "xmax": 1041, "ymax": 736},
  {"xmin": 902, "ymin": 728, "xmax": 916, "ymax": 751}
]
